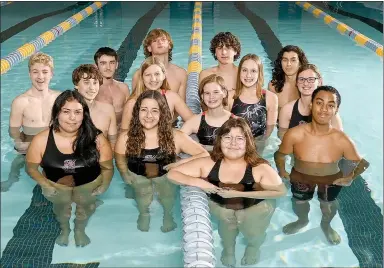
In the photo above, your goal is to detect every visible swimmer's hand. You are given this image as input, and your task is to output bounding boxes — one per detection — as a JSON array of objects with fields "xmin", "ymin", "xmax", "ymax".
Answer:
[
  {"xmin": 216, "ymin": 188, "xmax": 244, "ymax": 198},
  {"xmin": 332, "ymin": 175, "xmax": 354, "ymax": 187},
  {"xmin": 41, "ymin": 185, "xmax": 57, "ymax": 197},
  {"xmin": 15, "ymin": 141, "xmax": 30, "ymax": 154},
  {"xmin": 163, "ymin": 162, "xmax": 179, "ymax": 172},
  {"xmin": 92, "ymin": 184, "xmax": 109, "ymax": 196},
  {"xmin": 278, "ymin": 171, "xmax": 290, "ymax": 180}
]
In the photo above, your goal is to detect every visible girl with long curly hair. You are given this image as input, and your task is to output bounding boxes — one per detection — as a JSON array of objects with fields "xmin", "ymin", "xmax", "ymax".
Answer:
[
  {"xmin": 268, "ymin": 45, "xmax": 309, "ymax": 111},
  {"xmin": 26, "ymin": 90, "xmax": 114, "ymax": 247},
  {"xmin": 181, "ymin": 74, "xmax": 235, "ymax": 151},
  {"xmin": 120, "ymin": 56, "xmax": 193, "ymax": 131},
  {"xmin": 168, "ymin": 117, "xmax": 286, "ymax": 266},
  {"xmin": 115, "ymin": 90, "xmax": 208, "ymax": 232},
  {"xmin": 227, "ymin": 53, "xmax": 278, "ymax": 156}
]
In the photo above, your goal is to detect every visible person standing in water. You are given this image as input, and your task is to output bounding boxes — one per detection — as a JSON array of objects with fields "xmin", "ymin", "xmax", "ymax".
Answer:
[
  {"xmin": 3, "ymin": 52, "xmax": 60, "ymax": 192},
  {"xmin": 115, "ymin": 90, "xmax": 208, "ymax": 232},
  {"xmin": 228, "ymin": 54, "xmax": 278, "ymax": 156},
  {"xmin": 26, "ymin": 90, "xmax": 114, "ymax": 247},
  {"xmin": 181, "ymin": 74, "xmax": 234, "ymax": 151},
  {"xmin": 120, "ymin": 56, "xmax": 193, "ymax": 131},
  {"xmin": 94, "ymin": 47, "xmax": 130, "ymax": 130},
  {"xmin": 269, "ymin": 45, "xmax": 309, "ymax": 113},
  {"xmin": 274, "ymin": 86, "xmax": 369, "ymax": 245},
  {"xmin": 72, "ymin": 64, "xmax": 117, "ymax": 150},
  {"xmin": 168, "ymin": 117, "xmax": 286, "ymax": 266}
]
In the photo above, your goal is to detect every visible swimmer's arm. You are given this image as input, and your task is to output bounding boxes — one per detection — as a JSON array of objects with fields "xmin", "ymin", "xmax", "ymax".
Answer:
[
  {"xmin": 180, "ymin": 114, "xmax": 200, "ymax": 136},
  {"xmin": 226, "ymin": 90, "xmax": 235, "ymax": 111},
  {"xmin": 342, "ymin": 135, "xmax": 370, "ymax": 179},
  {"xmin": 332, "ymin": 113, "xmax": 343, "ymax": 131},
  {"xmin": 178, "ymin": 69, "xmax": 187, "ymax": 102},
  {"xmin": 25, "ymin": 134, "xmax": 51, "ymax": 188},
  {"xmin": 114, "ymin": 132, "xmax": 133, "ymax": 184},
  {"xmin": 120, "ymin": 99, "xmax": 135, "ymax": 133},
  {"xmin": 264, "ymin": 91, "xmax": 278, "ymax": 139},
  {"xmin": 97, "ymin": 134, "xmax": 114, "ymax": 187},
  {"xmin": 107, "ymin": 107, "xmax": 118, "ymax": 151},
  {"xmin": 274, "ymin": 129, "xmax": 295, "ymax": 177},
  {"xmin": 167, "ymin": 157, "xmax": 217, "ymax": 190},
  {"xmin": 277, "ymin": 103, "xmax": 292, "ymax": 140},
  {"xmin": 9, "ymin": 97, "xmax": 26, "ymax": 143},
  {"xmin": 173, "ymin": 93, "xmax": 194, "ymax": 121},
  {"xmin": 268, "ymin": 81, "xmax": 276, "ymax": 93},
  {"xmin": 198, "ymin": 69, "xmax": 208, "ymax": 85},
  {"xmin": 241, "ymin": 164, "xmax": 287, "ymax": 198},
  {"xmin": 173, "ymin": 130, "xmax": 209, "ymax": 167}
]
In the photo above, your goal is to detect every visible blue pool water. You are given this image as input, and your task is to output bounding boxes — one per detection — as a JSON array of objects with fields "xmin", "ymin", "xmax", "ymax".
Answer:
[{"xmin": 1, "ymin": 1, "xmax": 382, "ymax": 267}]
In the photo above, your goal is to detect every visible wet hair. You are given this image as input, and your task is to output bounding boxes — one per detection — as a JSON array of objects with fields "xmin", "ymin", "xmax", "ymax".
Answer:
[
  {"xmin": 209, "ymin": 32, "xmax": 241, "ymax": 61},
  {"xmin": 211, "ymin": 117, "xmax": 269, "ymax": 167},
  {"xmin": 311, "ymin": 85, "xmax": 341, "ymax": 108},
  {"xmin": 126, "ymin": 90, "xmax": 175, "ymax": 159},
  {"xmin": 72, "ymin": 64, "xmax": 103, "ymax": 86},
  {"xmin": 235, "ymin": 54, "xmax": 265, "ymax": 100},
  {"xmin": 296, "ymin": 63, "xmax": 322, "ymax": 82},
  {"xmin": 94, "ymin": 47, "xmax": 118, "ymax": 65},
  {"xmin": 143, "ymin": 28, "xmax": 174, "ymax": 62},
  {"xmin": 50, "ymin": 90, "xmax": 102, "ymax": 166},
  {"xmin": 130, "ymin": 56, "xmax": 171, "ymax": 100},
  {"xmin": 199, "ymin": 74, "xmax": 228, "ymax": 111},
  {"xmin": 271, "ymin": 45, "xmax": 309, "ymax": 93},
  {"xmin": 28, "ymin": 52, "xmax": 54, "ymax": 71}
]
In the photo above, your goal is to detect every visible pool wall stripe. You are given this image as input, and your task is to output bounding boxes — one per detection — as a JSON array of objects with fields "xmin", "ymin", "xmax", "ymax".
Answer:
[
  {"xmin": 0, "ymin": 1, "xmax": 107, "ymax": 75},
  {"xmin": 115, "ymin": 2, "xmax": 168, "ymax": 82},
  {"xmin": 296, "ymin": 1, "xmax": 383, "ymax": 58},
  {"xmin": 182, "ymin": 2, "xmax": 216, "ymax": 267}
]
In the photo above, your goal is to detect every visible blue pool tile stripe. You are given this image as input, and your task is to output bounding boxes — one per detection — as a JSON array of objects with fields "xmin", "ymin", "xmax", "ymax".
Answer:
[
  {"xmin": 338, "ymin": 176, "xmax": 383, "ymax": 268},
  {"xmin": 295, "ymin": 1, "xmax": 383, "ymax": 58},
  {"xmin": 1, "ymin": 3, "xmax": 82, "ymax": 43},
  {"xmin": 234, "ymin": 2, "xmax": 283, "ymax": 65},
  {"xmin": 1, "ymin": 2, "xmax": 107, "ymax": 75},
  {"xmin": 0, "ymin": 185, "xmax": 101, "ymax": 267}
]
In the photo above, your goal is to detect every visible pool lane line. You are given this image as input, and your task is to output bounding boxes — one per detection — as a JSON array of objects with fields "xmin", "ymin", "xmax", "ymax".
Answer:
[
  {"xmin": 338, "ymin": 175, "xmax": 383, "ymax": 268},
  {"xmin": 296, "ymin": 2, "xmax": 383, "ymax": 58},
  {"xmin": 0, "ymin": 185, "xmax": 100, "ymax": 267},
  {"xmin": 0, "ymin": 1, "xmax": 12, "ymax": 7},
  {"xmin": 114, "ymin": 2, "xmax": 169, "ymax": 83},
  {"xmin": 310, "ymin": 1, "xmax": 383, "ymax": 33},
  {"xmin": 0, "ymin": 1, "xmax": 107, "ymax": 75},
  {"xmin": 1, "ymin": 3, "xmax": 82, "ymax": 43},
  {"xmin": 185, "ymin": 1, "xmax": 203, "ymax": 114},
  {"xmin": 234, "ymin": 2, "xmax": 283, "ymax": 66}
]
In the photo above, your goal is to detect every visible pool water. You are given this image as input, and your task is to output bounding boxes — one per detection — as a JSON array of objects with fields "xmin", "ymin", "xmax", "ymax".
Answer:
[{"xmin": 1, "ymin": 1, "xmax": 382, "ymax": 267}]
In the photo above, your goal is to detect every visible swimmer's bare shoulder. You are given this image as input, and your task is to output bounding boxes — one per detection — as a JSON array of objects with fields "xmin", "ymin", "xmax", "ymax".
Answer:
[
  {"xmin": 96, "ymin": 101, "xmax": 115, "ymax": 114},
  {"xmin": 27, "ymin": 128, "xmax": 50, "ymax": 157},
  {"xmin": 284, "ymin": 124, "xmax": 306, "ymax": 142},
  {"xmin": 199, "ymin": 67, "xmax": 216, "ymax": 83},
  {"xmin": 268, "ymin": 81, "xmax": 277, "ymax": 94}
]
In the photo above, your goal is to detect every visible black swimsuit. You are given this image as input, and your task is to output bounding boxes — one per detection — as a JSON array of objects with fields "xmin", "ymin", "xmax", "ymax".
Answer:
[
  {"xmin": 204, "ymin": 159, "xmax": 264, "ymax": 210},
  {"xmin": 196, "ymin": 112, "xmax": 234, "ymax": 146},
  {"xmin": 41, "ymin": 127, "xmax": 101, "ymax": 186},
  {"xmin": 127, "ymin": 147, "xmax": 176, "ymax": 178},
  {"xmin": 288, "ymin": 99, "xmax": 311, "ymax": 129},
  {"xmin": 231, "ymin": 90, "xmax": 267, "ymax": 137}
]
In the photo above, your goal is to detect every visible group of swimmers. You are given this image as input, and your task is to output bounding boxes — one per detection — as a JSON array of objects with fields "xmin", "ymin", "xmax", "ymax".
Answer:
[{"xmin": 3, "ymin": 28, "xmax": 369, "ymax": 266}]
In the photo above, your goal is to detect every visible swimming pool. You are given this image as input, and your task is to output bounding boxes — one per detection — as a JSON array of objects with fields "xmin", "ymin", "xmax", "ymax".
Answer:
[{"xmin": 1, "ymin": 1, "xmax": 382, "ymax": 267}]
